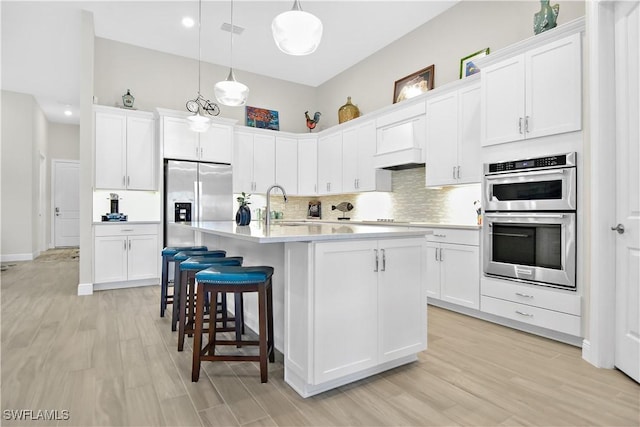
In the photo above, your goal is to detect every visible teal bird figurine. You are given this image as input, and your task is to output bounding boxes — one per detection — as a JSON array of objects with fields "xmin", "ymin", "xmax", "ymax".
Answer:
[
  {"xmin": 534, "ymin": 0, "xmax": 560, "ymax": 35},
  {"xmin": 305, "ymin": 111, "xmax": 321, "ymax": 132}
]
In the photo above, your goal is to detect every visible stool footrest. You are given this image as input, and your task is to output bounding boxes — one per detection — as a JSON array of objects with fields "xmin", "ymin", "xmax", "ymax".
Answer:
[{"xmin": 199, "ymin": 354, "xmax": 262, "ymax": 363}]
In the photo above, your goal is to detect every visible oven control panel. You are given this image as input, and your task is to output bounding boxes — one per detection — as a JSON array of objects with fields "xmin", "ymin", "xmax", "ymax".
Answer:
[{"xmin": 486, "ymin": 152, "xmax": 575, "ymax": 174}]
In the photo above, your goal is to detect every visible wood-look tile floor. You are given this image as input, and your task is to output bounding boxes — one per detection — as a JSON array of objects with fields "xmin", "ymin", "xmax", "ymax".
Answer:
[{"xmin": 1, "ymin": 255, "xmax": 638, "ymax": 426}]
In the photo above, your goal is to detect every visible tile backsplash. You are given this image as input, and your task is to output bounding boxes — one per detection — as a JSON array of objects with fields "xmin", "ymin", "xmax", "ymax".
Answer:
[{"xmin": 245, "ymin": 167, "xmax": 480, "ymax": 225}]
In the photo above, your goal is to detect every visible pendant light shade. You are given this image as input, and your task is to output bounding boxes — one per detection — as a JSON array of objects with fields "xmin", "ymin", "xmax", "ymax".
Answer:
[
  {"xmin": 272, "ymin": 0, "xmax": 322, "ymax": 56},
  {"xmin": 215, "ymin": 0, "xmax": 249, "ymax": 106}
]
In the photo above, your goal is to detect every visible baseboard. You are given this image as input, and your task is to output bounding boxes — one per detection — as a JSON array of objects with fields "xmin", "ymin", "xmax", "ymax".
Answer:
[
  {"xmin": 77, "ymin": 282, "xmax": 94, "ymax": 296},
  {"xmin": 1, "ymin": 253, "xmax": 34, "ymax": 262},
  {"xmin": 93, "ymin": 278, "xmax": 158, "ymax": 291},
  {"xmin": 582, "ymin": 339, "xmax": 593, "ymax": 365}
]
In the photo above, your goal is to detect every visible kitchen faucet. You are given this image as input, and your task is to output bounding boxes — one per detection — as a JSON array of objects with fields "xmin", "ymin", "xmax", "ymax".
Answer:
[{"xmin": 265, "ymin": 184, "xmax": 288, "ymax": 229}]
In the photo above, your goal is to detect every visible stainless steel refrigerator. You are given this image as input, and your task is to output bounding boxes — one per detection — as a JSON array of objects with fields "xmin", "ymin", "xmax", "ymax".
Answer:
[{"xmin": 164, "ymin": 160, "xmax": 233, "ymax": 247}]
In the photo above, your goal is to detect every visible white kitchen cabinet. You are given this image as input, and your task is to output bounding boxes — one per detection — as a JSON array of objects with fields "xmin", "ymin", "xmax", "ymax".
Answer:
[
  {"xmin": 481, "ymin": 33, "xmax": 582, "ymax": 146},
  {"xmin": 480, "ymin": 276, "xmax": 581, "ymax": 336},
  {"xmin": 425, "ymin": 82, "xmax": 481, "ymax": 187},
  {"xmin": 425, "ymin": 229, "xmax": 480, "ymax": 310},
  {"xmin": 94, "ymin": 224, "xmax": 159, "ymax": 285},
  {"xmin": 275, "ymin": 136, "xmax": 298, "ymax": 195},
  {"xmin": 233, "ymin": 130, "xmax": 276, "ymax": 194},
  {"xmin": 95, "ymin": 106, "xmax": 156, "ymax": 191},
  {"xmin": 162, "ymin": 115, "xmax": 233, "ymax": 164},
  {"xmin": 374, "ymin": 102, "xmax": 426, "ymax": 169},
  {"xmin": 285, "ymin": 237, "xmax": 427, "ymax": 389},
  {"xmin": 317, "ymin": 131, "xmax": 342, "ymax": 195},
  {"xmin": 342, "ymin": 120, "xmax": 392, "ymax": 192},
  {"xmin": 297, "ymin": 136, "xmax": 318, "ymax": 195}
]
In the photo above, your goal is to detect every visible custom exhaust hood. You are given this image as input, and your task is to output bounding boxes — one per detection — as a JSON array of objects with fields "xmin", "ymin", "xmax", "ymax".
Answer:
[{"xmin": 373, "ymin": 101, "xmax": 426, "ymax": 170}]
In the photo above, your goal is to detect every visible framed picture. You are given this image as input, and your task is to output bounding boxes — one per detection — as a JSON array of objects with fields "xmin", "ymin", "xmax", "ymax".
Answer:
[
  {"xmin": 460, "ymin": 48, "xmax": 490, "ymax": 79},
  {"xmin": 246, "ymin": 106, "xmax": 279, "ymax": 131},
  {"xmin": 393, "ymin": 65, "xmax": 435, "ymax": 103}
]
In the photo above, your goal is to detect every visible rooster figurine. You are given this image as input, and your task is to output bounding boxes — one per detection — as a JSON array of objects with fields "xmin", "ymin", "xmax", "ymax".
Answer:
[{"xmin": 305, "ymin": 111, "xmax": 321, "ymax": 132}]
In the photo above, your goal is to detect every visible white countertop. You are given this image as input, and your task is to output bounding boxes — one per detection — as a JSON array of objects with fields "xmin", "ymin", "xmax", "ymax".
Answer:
[
  {"xmin": 301, "ymin": 220, "xmax": 481, "ymax": 230},
  {"xmin": 186, "ymin": 220, "xmax": 433, "ymax": 243}
]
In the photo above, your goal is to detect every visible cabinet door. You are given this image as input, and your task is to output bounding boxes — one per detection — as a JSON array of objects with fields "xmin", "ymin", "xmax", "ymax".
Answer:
[
  {"xmin": 95, "ymin": 111, "xmax": 126, "ymax": 189},
  {"xmin": 481, "ymin": 55, "xmax": 526, "ymax": 146},
  {"xmin": 317, "ymin": 132, "xmax": 342, "ymax": 195},
  {"xmin": 354, "ymin": 121, "xmax": 383, "ymax": 191},
  {"xmin": 127, "ymin": 234, "xmax": 159, "ymax": 281},
  {"xmin": 275, "ymin": 136, "xmax": 298, "ymax": 195},
  {"xmin": 378, "ymin": 238, "xmax": 427, "ymax": 362},
  {"xmin": 94, "ymin": 236, "xmax": 127, "ymax": 283},
  {"xmin": 200, "ymin": 123, "xmax": 232, "ymax": 164},
  {"xmin": 457, "ymin": 83, "xmax": 482, "ymax": 184},
  {"xmin": 163, "ymin": 116, "xmax": 199, "ymax": 160},
  {"xmin": 126, "ymin": 115, "xmax": 156, "ymax": 190},
  {"xmin": 297, "ymin": 136, "xmax": 318, "ymax": 195},
  {"xmin": 440, "ymin": 243, "xmax": 479, "ymax": 309},
  {"xmin": 425, "ymin": 242, "xmax": 441, "ymax": 299},
  {"xmin": 313, "ymin": 240, "xmax": 378, "ymax": 384},
  {"xmin": 426, "ymin": 92, "xmax": 459, "ymax": 187},
  {"xmin": 525, "ymin": 33, "xmax": 582, "ymax": 139},
  {"xmin": 233, "ymin": 132, "xmax": 255, "ymax": 193},
  {"xmin": 341, "ymin": 127, "xmax": 359, "ymax": 192},
  {"xmin": 252, "ymin": 134, "xmax": 276, "ymax": 194}
]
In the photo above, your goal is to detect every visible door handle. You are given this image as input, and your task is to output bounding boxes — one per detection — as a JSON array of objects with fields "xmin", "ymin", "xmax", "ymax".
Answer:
[
  {"xmin": 456, "ymin": 166, "xmax": 460, "ymax": 179},
  {"xmin": 524, "ymin": 116, "xmax": 530, "ymax": 133},
  {"xmin": 435, "ymin": 247, "xmax": 439, "ymax": 262},
  {"xmin": 374, "ymin": 249, "xmax": 379, "ymax": 272},
  {"xmin": 611, "ymin": 224, "xmax": 625, "ymax": 234},
  {"xmin": 452, "ymin": 166, "xmax": 456, "ymax": 179},
  {"xmin": 128, "ymin": 240, "xmax": 132, "ymax": 250},
  {"xmin": 518, "ymin": 117, "xmax": 523, "ymax": 134},
  {"xmin": 439, "ymin": 248, "xmax": 443, "ymax": 262},
  {"xmin": 381, "ymin": 249, "xmax": 386, "ymax": 271}
]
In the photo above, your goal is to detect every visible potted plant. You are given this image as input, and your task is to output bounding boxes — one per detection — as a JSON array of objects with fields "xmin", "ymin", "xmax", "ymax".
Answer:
[{"xmin": 235, "ymin": 192, "xmax": 252, "ymax": 226}]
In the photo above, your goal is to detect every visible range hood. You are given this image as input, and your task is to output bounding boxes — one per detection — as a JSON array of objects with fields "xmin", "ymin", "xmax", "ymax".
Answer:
[
  {"xmin": 374, "ymin": 102, "xmax": 426, "ymax": 170},
  {"xmin": 373, "ymin": 148, "xmax": 424, "ymax": 170}
]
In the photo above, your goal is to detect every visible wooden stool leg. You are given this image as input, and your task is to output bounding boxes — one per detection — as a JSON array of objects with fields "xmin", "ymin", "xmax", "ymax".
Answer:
[
  {"xmin": 258, "ymin": 284, "xmax": 268, "ymax": 383},
  {"xmin": 171, "ymin": 262, "xmax": 181, "ymax": 331},
  {"xmin": 188, "ymin": 273, "xmax": 197, "ymax": 338},
  {"xmin": 209, "ymin": 290, "xmax": 219, "ymax": 356},
  {"xmin": 160, "ymin": 256, "xmax": 168, "ymax": 317},
  {"xmin": 177, "ymin": 270, "xmax": 190, "ymax": 351},
  {"xmin": 267, "ymin": 279, "xmax": 275, "ymax": 363},
  {"xmin": 192, "ymin": 282, "xmax": 206, "ymax": 382},
  {"xmin": 234, "ymin": 292, "xmax": 243, "ymax": 347}
]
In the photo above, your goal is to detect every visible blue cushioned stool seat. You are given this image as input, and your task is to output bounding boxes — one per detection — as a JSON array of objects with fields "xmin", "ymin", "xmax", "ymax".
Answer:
[
  {"xmin": 160, "ymin": 246, "xmax": 208, "ymax": 318},
  {"xmin": 171, "ymin": 250, "xmax": 227, "ymax": 331},
  {"xmin": 192, "ymin": 265, "xmax": 275, "ymax": 383},
  {"xmin": 175, "ymin": 256, "xmax": 244, "ymax": 352}
]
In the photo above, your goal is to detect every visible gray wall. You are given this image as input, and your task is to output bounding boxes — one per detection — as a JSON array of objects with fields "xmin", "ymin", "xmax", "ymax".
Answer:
[{"xmin": 48, "ymin": 122, "xmax": 80, "ymax": 162}]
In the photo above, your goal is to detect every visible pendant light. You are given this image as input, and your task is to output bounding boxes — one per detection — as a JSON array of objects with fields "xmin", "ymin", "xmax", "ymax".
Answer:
[
  {"xmin": 272, "ymin": 0, "xmax": 323, "ymax": 56},
  {"xmin": 214, "ymin": 0, "xmax": 249, "ymax": 106},
  {"xmin": 186, "ymin": 0, "xmax": 220, "ymax": 132}
]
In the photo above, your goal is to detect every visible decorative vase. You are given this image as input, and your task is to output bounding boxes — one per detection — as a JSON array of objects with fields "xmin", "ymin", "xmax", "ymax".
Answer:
[
  {"xmin": 235, "ymin": 205, "xmax": 251, "ymax": 226},
  {"xmin": 122, "ymin": 89, "xmax": 135, "ymax": 108},
  {"xmin": 338, "ymin": 96, "xmax": 360, "ymax": 124},
  {"xmin": 533, "ymin": 0, "xmax": 559, "ymax": 35}
]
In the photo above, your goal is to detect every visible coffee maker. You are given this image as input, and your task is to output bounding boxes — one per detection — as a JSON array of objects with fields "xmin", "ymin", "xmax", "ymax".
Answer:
[{"xmin": 101, "ymin": 193, "xmax": 128, "ymax": 221}]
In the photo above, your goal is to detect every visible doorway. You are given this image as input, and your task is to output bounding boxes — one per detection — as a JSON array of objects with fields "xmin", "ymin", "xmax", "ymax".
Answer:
[{"xmin": 52, "ymin": 159, "xmax": 80, "ymax": 247}]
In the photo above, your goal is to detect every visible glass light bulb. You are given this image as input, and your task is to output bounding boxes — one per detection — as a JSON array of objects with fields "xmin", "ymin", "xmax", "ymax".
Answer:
[
  {"xmin": 214, "ymin": 77, "xmax": 249, "ymax": 107},
  {"xmin": 187, "ymin": 112, "xmax": 211, "ymax": 132},
  {"xmin": 272, "ymin": 10, "xmax": 323, "ymax": 56}
]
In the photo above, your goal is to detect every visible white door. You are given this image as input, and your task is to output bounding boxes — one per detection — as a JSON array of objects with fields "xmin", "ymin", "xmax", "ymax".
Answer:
[
  {"xmin": 127, "ymin": 234, "xmax": 159, "ymax": 281},
  {"xmin": 163, "ymin": 116, "xmax": 199, "ymax": 161},
  {"xmin": 252, "ymin": 134, "xmax": 276, "ymax": 193},
  {"xmin": 53, "ymin": 160, "xmax": 80, "ymax": 247},
  {"xmin": 426, "ymin": 91, "xmax": 458, "ymax": 186},
  {"xmin": 126, "ymin": 115, "xmax": 156, "ymax": 190},
  {"xmin": 614, "ymin": 0, "xmax": 640, "ymax": 383},
  {"xmin": 440, "ymin": 243, "xmax": 480, "ymax": 310},
  {"xmin": 297, "ymin": 136, "xmax": 317, "ymax": 195}
]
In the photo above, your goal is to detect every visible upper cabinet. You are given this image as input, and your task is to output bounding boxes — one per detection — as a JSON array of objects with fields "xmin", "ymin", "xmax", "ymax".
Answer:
[
  {"xmin": 317, "ymin": 131, "xmax": 343, "ymax": 195},
  {"xmin": 426, "ymin": 81, "xmax": 481, "ymax": 187},
  {"xmin": 95, "ymin": 106, "xmax": 156, "ymax": 191},
  {"xmin": 275, "ymin": 135, "xmax": 298, "ymax": 195},
  {"xmin": 159, "ymin": 110, "xmax": 235, "ymax": 164},
  {"xmin": 297, "ymin": 136, "xmax": 318, "ymax": 196},
  {"xmin": 233, "ymin": 129, "xmax": 276, "ymax": 194},
  {"xmin": 342, "ymin": 120, "xmax": 392, "ymax": 192},
  {"xmin": 374, "ymin": 102, "xmax": 426, "ymax": 169},
  {"xmin": 481, "ymin": 32, "xmax": 582, "ymax": 146}
]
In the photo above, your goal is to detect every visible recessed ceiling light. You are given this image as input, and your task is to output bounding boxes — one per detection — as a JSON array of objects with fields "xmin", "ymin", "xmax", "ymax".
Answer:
[
  {"xmin": 64, "ymin": 109, "xmax": 73, "ymax": 116},
  {"xmin": 182, "ymin": 17, "xmax": 195, "ymax": 28}
]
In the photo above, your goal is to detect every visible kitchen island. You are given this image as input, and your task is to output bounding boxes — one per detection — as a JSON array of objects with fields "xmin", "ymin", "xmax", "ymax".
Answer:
[{"xmin": 188, "ymin": 220, "xmax": 431, "ymax": 397}]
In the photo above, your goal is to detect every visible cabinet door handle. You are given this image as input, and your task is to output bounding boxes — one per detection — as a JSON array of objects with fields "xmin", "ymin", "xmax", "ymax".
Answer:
[
  {"xmin": 518, "ymin": 117, "xmax": 523, "ymax": 134},
  {"xmin": 456, "ymin": 166, "xmax": 460, "ymax": 179},
  {"xmin": 123, "ymin": 176, "xmax": 126, "ymax": 186},
  {"xmin": 314, "ymin": 184, "xmax": 317, "ymax": 193},
  {"xmin": 127, "ymin": 176, "xmax": 130, "ymax": 186},
  {"xmin": 515, "ymin": 292, "xmax": 534, "ymax": 298},
  {"xmin": 439, "ymin": 248, "xmax": 443, "ymax": 262},
  {"xmin": 452, "ymin": 166, "xmax": 456, "ymax": 179},
  {"xmin": 515, "ymin": 310, "xmax": 534, "ymax": 317},
  {"xmin": 129, "ymin": 240, "xmax": 132, "ymax": 250},
  {"xmin": 434, "ymin": 233, "xmax": 447, "ymax": 238},
  {"xmin": 196, "ymin": 147, "xmax": 199, "ymax": 158},
  {"xmin": 435, "ymin": 247, "xmax": 439, "ymax": 262},
  {"xmin": 524, "ymin": 116, "xmax": 530, "ymax": 133},
  {"xmin": 124, "ymin": 240, "xmax": 127, "ymax": 250},
  {"xmin": 374, "ymin": 249, "xmax": 379, "ymax": 272},
  {"xmin": 200, "ymin": 147, "xmax": 203, "ymax": 158},
  {"xmin": 381, "ymin": 249, "xmax": 386, "ymax": 271}
]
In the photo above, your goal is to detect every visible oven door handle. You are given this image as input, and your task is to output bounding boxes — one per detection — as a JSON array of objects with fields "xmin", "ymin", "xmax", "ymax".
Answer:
[
  {"xmin": 485, "ymin": 213, "xmax": 566, "ymax": 219},
  {"xmin": 484, "ymin": 169, "xmax": 567, "ymax": 180}
]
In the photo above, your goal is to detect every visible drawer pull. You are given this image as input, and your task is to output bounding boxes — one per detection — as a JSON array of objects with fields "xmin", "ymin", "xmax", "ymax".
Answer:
[
  {"xmin": 515, "ymin": 310, "xmax": 533, "ymax": 317},
  {"xmin": 121, "ymin": 229, "xmax": 134, "ymax": 232},
  {"xmin": 515, "ymin": 292, "xmax": 534, "ymax": 298},
  {"xmin": 434, "ymin": 234, "xmax": 446, "ymax": 238}
]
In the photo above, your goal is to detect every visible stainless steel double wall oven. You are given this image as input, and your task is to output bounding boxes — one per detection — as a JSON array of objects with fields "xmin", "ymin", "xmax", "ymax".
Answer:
[{"xmin": 483, "ymin": 153, "xmax": 577, "ymax": 289}]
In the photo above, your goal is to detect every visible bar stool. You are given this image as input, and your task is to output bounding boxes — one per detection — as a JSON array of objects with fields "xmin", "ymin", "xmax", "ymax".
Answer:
[
  {"xmin": 171, "ymin": 250, "xmax": 226, "ymax": 331},
  {"xmin": 160, "ymin": 246, "xmax": 208, "ymax": 317},
  {"xmin": 176, "ymin": 256, "xmax": 244, "ymax": 351},
  {"xmin": 192, "ymin": 265, "xmax": 275, "ymax": 383}
]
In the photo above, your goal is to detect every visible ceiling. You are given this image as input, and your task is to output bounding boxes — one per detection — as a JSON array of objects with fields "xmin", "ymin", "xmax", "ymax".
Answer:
[{"xmin": 1, "ymin": 1, "xmax": 458, "ymax": 125}]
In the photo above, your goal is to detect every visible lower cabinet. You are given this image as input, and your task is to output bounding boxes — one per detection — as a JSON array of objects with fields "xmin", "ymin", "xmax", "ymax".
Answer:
[
  {"xmin": 425, "ymin": 229, "xmax": 480, "ymax": 310},
  {"xmin": 94, "ymin": 224, "xmax": 159, "ymax": 285},
  {"xmin": 284, "ymin": 237, "xmax": 427, "ymax": 396}
]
